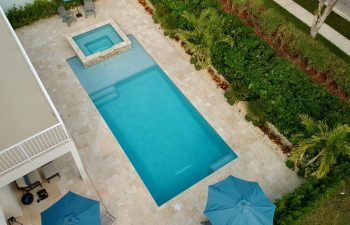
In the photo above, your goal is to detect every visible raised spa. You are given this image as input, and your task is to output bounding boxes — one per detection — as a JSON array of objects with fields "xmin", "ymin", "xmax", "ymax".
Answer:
[{"xmin": 67, "ymin": 19, "xmax": 131, "ymax": 67}]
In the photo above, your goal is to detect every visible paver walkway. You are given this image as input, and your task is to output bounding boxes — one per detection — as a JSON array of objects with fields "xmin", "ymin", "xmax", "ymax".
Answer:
[
  {"xmin": 14, "ymin": 0, "xmax": 299, "ymax": 224},
  {"xmin": 274, "ymin": 0, "xmax": 350, "ymax": 56}
]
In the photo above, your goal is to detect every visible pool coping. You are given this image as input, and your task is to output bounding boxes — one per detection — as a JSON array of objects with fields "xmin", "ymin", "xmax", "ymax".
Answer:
[{"xmin": 66, "ymin": 19, "xmax": 131, "ymax": 68}]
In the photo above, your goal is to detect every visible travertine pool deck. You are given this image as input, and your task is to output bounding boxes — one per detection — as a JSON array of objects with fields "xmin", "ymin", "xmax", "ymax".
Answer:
[{"xmin": 15, "ymin": 0, "xmax": 299, "ymax": 224}]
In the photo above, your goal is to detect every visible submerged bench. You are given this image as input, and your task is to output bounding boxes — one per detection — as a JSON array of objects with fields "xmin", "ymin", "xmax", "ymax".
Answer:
[{"xmin": 209, "ymin": 153, "xmax": 236, "ymax": 172}]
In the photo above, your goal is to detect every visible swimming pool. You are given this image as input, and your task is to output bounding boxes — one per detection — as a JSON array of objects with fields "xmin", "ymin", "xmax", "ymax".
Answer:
[{"xmin": 68, "ymin": 35, "xmax": 237, "ymax": 206}]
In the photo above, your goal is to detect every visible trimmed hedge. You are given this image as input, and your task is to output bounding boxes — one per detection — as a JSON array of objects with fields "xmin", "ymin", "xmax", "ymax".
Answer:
[
  {"xmin": 6, "ymin": 0, "xmax": 85, "ymax": 29},
  {"xmin": 211, "ymin": 18, "xmax": 350, "ymax": 137}
]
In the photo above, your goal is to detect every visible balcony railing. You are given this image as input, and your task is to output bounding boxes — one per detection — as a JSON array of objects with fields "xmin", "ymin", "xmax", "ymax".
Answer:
[{"xmin": 0, "ymin": 123, "xmax": 70, "ymax": 175}]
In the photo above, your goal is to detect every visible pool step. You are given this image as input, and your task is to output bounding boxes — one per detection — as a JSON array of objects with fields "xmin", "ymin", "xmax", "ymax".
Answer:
[
  {"xmin": 209, "ymin": 153, "xmax": 236, "ymax": 172},
  {"xmin": 94, "ymin": 92, "xmax": 119, "ymax": 107},
  {"xmin": 90, "ymin": 86, "xmax": 117, "ymax": 101},
  {"xmin": 91, "ymin": 90, "xmax": 119, "ymax": 107}
]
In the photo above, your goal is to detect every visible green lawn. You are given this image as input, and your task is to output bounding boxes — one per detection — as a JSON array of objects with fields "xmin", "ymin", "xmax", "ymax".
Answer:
[
  {"xmin": 296, "ymin": 180, "xmax": 350, "ymax": 225},
  {"xmin": 263, "ymin": 0, "xmax": 350, "ymax": 63},
  {"xmin": 293, "ymin": 0, "xmax": 350, "ymax": 40}
]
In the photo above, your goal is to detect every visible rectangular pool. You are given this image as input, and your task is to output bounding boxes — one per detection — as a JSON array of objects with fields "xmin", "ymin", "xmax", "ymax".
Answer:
[{"xmin": 68, "ymin": 35, "xmax": 237, "ymax": 206}]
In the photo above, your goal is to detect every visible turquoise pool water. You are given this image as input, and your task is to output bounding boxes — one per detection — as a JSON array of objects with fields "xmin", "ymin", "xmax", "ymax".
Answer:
[
  {"xmin": 73, "ymin": 24, "xmax": 123, "ymax": 56},
  {"xmin": 68, "ymin": 35, "xmax": 237, "ymax": 206}
]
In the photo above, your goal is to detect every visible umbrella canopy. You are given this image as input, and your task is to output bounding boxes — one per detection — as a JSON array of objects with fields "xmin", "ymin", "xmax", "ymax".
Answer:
[
  {"xmin": 41, "ymin": 191, "xmax": 101, "ymax": 225},
  {"xmin": 204, "ymin": 175, "xmax": 276, "ymax": 225}
]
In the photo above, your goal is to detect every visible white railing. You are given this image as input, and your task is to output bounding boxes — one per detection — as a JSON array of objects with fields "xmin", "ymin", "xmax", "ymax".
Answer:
[{"xmin": 0, "ymin": 123, "xmax": 70, "ymax": 175}]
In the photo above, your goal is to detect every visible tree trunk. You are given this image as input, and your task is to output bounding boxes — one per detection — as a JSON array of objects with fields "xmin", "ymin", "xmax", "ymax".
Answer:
[
  {"xmin": 302, "ymin": 154, "xmax": 321, "ymax": 168},
  {"xmin": 310, "ymin": 0, "xmax": 338, "ymax": 37}
]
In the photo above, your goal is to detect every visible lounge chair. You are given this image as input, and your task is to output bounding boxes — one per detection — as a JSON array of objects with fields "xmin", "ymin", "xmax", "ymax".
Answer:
[
  {"xmin": 41, "ymin": 161, "xmax": 60, "ymax": 183},
  {"xmin": 57, "ymin": 6, "xmax": 76, "ymax": 27},
  {"xmin": 15, "ymin": 170, "xmax": 42, "ymax": 192},
  {"xmin": 83, "ymin": 0, "xmax": 96, "ymax": 18}
]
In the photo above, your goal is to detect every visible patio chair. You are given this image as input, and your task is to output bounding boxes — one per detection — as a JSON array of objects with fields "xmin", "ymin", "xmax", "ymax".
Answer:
[
  {"xmin": 41, "ymin": 161, "xmax": 60, "ymax": 183},
  {"xmin": 57, "ymin": 6, "xmax": 76, "ymax": 27},
  {"xmin": 83, "ymin": 0, "xmax": 96, "ymax": 18},
  {"xmin": 15, "ymin": 170, "xmax": 42, "ymax": 192}
]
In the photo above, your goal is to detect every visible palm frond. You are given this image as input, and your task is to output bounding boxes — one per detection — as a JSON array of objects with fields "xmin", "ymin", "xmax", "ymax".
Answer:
[
  {"xmin": 290, "ymin": 139, "xmax": 315, "ymax": 164},
  {"xmin": 176, "ymin": 8, "xmax": 235, "ymax": 69},
  {"xmin": 312, "ymin": 149, "xmax": 336, "ymax": 178}
]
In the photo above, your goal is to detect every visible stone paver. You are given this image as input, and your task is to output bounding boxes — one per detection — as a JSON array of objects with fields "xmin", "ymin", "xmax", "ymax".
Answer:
[
  {"xmin": 274, "ymin": 0, "xmax": 350, "ymax": 56},
  {"xmin": 14, "ymin": 0, "xmax": 299, "ymax": 224}
]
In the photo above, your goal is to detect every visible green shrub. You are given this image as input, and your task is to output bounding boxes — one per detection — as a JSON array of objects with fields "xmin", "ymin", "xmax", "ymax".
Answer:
[
  {"xmin": 227, "ymin": 0, "xmax": 350, "ymax": 95},
  {"xmin": 286, "ymin": 160, "xmax": 295, "ymax": 170},
  {"xmin": 296, "ymin": 168, "xmax": 305, "ymax": 177},
  {"xmin": 262, "ymin": 3, "xmax": 350, "ymax": 95},
  {"xmin": 211, "ymin": 15, "xmax": 350, "ymax": 138},
  {"xmin": 245, "ymin": 99, "xmax": 268, "ymax": 126},
  {"xmin": 6, "ymin": 0, "xmax": 58, "ymax": 28},
  {"xmin": 224, "ymin": 80, "xmax": 250, "ymax": 104},
  {"xmin": 258, "ymin": 8, "xmax": 286, "ymax": 35},
  {"xmin": 274, "ymin": 161, "xmax": 350, "ymax": 225},
  {"xmin": 5, "ymin": 0, "xmax": 89, "ymax": 29}
]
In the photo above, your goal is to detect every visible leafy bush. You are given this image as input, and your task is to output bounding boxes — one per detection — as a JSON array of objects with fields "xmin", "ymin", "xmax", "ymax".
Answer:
[
  {"xmin": 258, "ymin": 8, "xmax": 286, "ymax": 35},
  {"xmin": 6, "ymin": 0, "xmax": 58, "ymax": 28},
  {"xmin": 296, "ymin": 168, "xmax": 305, "ymax": 177},
  {"xmin": 211, "ymin": 15, "xmax": 350, "ymax": 137},
  {"xmin": 274, "ymin": 161, "xmax": 350, "ymax": 225},
  {"xmin": 6, "ymin": 0, "xmax": 88, "ymax": 29},
  {"xmin": 224, "ymin": 81, "xmax": 250, "ymax": 104},
  {"xmin": 245, "ymin": 99, "xmax": 268, "ymax": 126},
  {"xmin": 286, "ymin": 160, "xmax": 295, "ymax": 170},
  {"xmin": 232, "ymin": 0, "xmax": 350, "ymax": 96}
]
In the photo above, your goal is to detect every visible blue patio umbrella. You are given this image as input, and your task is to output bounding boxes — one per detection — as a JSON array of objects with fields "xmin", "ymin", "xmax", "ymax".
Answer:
[
  {"xmin": 41, "ymin": 191, "xmax": 101, "ymax": 225},
  {"xmin": 204, "ymin": 175, "xmax": 276, "ymax": 225}
]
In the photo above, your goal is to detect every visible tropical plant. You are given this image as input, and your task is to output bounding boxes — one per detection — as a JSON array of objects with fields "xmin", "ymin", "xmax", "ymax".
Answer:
[
  {"xmin": 224, "ymin": 80, "xmax": 250, "ymax": 104},
  {"xmin": 245, "ymin": 99, "xmax": 268, "ymax": 126},
  {"xmin": 290, "ymin": 115, "xmax": 350, "ymax": 178},
  {"xmin": 176, "ymin": 8, "xmax": 234, "ymax": 69}
]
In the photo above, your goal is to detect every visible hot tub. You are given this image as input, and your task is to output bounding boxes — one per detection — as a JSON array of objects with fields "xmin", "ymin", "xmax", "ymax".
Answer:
[{"xmin": 66, "ymin": 19, "xmax": 131, "ymax": 67}]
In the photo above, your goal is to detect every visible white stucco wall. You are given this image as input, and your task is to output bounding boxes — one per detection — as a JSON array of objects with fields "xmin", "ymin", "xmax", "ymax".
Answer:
[{"xmin": 0, "ymin": 0, "xmax": 34, "ymax": 12}]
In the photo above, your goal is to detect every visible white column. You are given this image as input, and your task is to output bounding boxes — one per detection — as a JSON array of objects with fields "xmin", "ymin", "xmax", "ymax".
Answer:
[{"xmin": 70, "ymin": 144, "xmax": 88, "ymax": 181}]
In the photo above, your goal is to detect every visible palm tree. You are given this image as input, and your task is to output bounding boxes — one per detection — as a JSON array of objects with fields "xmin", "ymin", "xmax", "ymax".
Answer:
[
  {"xmin": 176, "ymin": 8, "xmax": 234, "ymax": 69},
  {"xmin": 290, "ymin": 114, "xmax": 350, "ymax": 178}
]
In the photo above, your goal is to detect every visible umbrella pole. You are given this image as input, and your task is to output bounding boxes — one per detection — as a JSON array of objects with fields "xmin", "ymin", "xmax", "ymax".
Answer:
[{"xmin": 75, "ymin": 0, "xmax": 83, "ymax": 18}]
